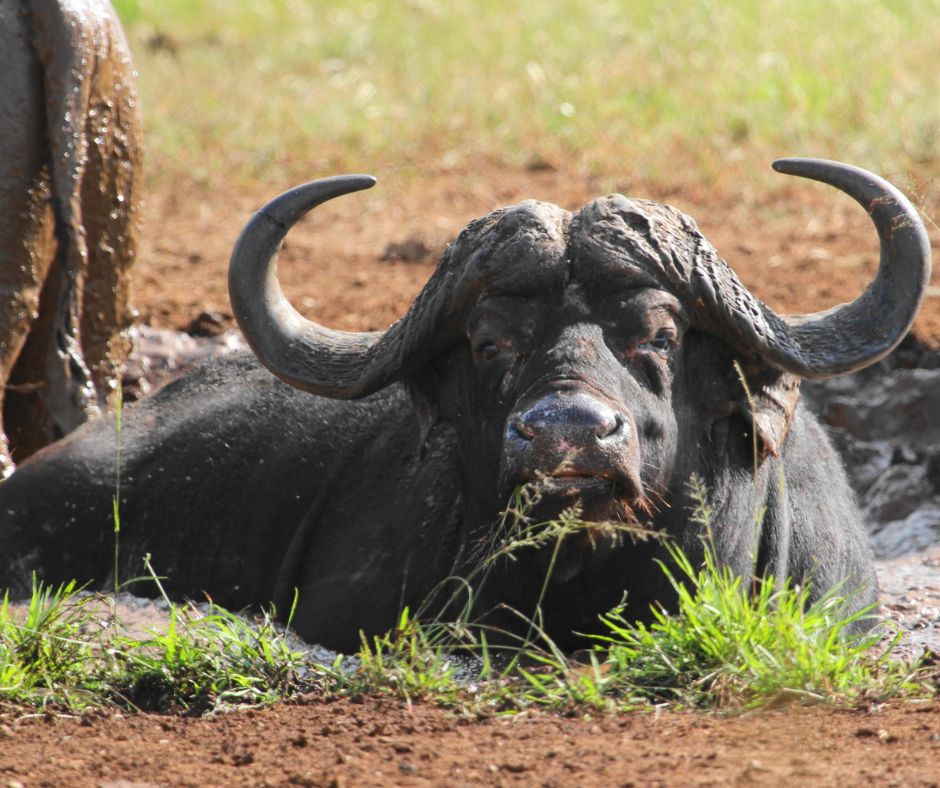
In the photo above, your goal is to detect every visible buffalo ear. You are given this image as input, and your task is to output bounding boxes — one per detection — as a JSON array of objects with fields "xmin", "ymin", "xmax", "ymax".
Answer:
[
  {"xmin": 690, "ymin": 333, "xmax": 801, "ymax": 461},
  {"xmin": 730, "ymin": 358, "xmax": 802, "ymax": 460},
  {"xmin": 406, "ymin": 345, "xmax": 469, "ymax": 454}
]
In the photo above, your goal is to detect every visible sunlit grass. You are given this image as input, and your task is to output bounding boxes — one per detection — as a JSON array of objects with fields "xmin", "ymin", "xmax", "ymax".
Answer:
[
  {"xmin": 582, "ymin": 546, "xmax": 896, "ymax": 708},
  {"xmin": 0, "ymin": 575, "xmax": 306, "ymax": 715},
  {"xmin": 111, "ymin": 0, "xmax": 940, "ymax": 192}
]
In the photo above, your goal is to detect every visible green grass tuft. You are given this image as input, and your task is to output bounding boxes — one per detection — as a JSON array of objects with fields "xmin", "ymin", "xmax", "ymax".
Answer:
[
  {"xmin": 106, "ymin": 600, "xmax": 305, "ymax": 712},
  {"xmin": 587, "ymin": 542, "xmax": 906, "ymax": 709},
  {"xmin": 351, "ymin": 608, "xmax": 467, "ymax": 705},
  {"xmin": 0, "ymin": 572, "xmax": 307, "ymax": 715},
  {"xmin": 0, "ymin": 578, "xmax": 99, "ymax": 710}
]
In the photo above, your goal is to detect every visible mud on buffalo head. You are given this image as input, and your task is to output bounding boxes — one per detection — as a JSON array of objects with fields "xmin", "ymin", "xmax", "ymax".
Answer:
[{"xmin": 230, "ymin": 160, "xmax": 930, "ymax": 592}]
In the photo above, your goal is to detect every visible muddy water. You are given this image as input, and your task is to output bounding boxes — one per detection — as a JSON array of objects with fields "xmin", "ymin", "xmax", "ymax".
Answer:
[{"xmin": 122, "ymin": 324, "xmax": 247, "ymax": 400}]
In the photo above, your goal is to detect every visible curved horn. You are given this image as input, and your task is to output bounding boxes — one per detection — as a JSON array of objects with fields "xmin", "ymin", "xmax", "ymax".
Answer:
[
  {"xmin": 745, "ymin": 159, "xmax": 930, "ymax": 378},
  {"xmin": 229, "ymin": 175, "xmax": 409, "ymax": 398},
  {"xmin": 230, "ymin": 175, "xmax": 524, "ymax": 399},
  {"xmin": 689, "ymin": 159, "xmax": 931, "ymax": 378}
]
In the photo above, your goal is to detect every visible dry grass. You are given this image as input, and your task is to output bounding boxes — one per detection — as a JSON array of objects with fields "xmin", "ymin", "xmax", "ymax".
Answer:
[{"xmin": 114, "ymin": 0, "xmax": 940, "ymax": 196}]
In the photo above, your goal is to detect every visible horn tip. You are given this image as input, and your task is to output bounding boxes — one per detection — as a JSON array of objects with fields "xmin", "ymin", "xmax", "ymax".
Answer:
[
  {"xmin": 329, "ymin": 174, "xmax": 377, "ymax": 193},
  {"xmin": 353, "ymin": 174, "xmax": 378, "ymax": 189},
  {"xmin": 771, "ymin": 157, "xmax": 817, "ymax": 176}
]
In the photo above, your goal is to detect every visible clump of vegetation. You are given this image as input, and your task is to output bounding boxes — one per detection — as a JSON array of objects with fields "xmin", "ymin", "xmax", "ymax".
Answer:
[
  {"xmin": 105, "ymin": 585, "xmax": 305, "ymax": 713},
  {"xmin": 351, "ymin": 608, "xmax": 470, "ymax": 705},
  {"xmin": 0, "ymin": 569, "xmax": 306, "ymax": 715},
  {"xmin": 1, "ymin": 579, "xmax": 99, "ymax": 711},
  {"xmin": 579, "ymin": 546, "xmax": 906, "ymax": 709}
]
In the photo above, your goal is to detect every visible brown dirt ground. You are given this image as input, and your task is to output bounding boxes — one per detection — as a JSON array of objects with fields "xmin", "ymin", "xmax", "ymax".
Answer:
[
  {"xmin": 4, "ymin": 166, "xmax": 940, "ymax": 785},
  {"xmin": 135, "ymin": 164, "xmax": 940, "ymax": 341},
  {"xmin": 1, "ymin": 695, "xmax": 939, "ymax": 787}
]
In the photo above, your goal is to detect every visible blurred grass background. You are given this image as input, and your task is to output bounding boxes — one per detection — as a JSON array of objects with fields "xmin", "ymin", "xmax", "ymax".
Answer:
[{"xmin": 112, "ymin": 0, "xmax": 940, "ymax": 197}]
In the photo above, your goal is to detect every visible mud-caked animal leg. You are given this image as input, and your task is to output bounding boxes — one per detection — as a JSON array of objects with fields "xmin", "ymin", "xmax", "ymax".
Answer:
[
  {"xmin": 0, "ymin": 0, "xmax": 141, "ymax": 469},
  {"xmin": 69, "ymin": 2, "xmax": 141, "ymax": 404},
  {"xmin": 0, "ymin": 5, "xmax": 58, "ymax": 472}
]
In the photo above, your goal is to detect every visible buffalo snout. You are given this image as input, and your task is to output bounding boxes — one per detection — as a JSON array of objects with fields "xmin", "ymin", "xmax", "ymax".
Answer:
[{"xmin": 501, "ymin": 390, "xmax": 643, "ymax": 507}]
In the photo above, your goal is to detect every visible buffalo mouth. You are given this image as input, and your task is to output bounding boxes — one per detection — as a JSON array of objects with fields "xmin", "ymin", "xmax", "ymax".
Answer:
[
  {"xmin": 512, "ymin": 468, "xmax": 645, "ymax": 520},
  {"xmin": 537, "ymin": 473, "xmax": 616, "ymax": 495},
  {"xmin": 504, "ymin": 471, "xmax": 654, "ymax": 584}
]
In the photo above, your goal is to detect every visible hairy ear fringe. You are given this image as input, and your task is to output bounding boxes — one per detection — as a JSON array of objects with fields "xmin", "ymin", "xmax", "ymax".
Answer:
[{"xmin": 734, "ymin": 361, "xmax": 802, "ymax": 460}]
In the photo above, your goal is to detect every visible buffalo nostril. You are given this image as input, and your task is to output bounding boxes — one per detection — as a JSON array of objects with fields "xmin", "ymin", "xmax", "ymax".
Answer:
[
  {"xmin": 596, "ymin": 413, "xmax": 625, "ymax": 440},
  {"xmin": 511, "ymin": 419, "xmax": 536, "ymax": 441}
]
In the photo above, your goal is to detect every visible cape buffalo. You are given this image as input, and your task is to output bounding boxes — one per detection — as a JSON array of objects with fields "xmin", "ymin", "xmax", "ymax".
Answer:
[
  {"xmin": 0, "ymin": 160, "xmax": 930, "ymax": 651},
  {"xmin": 0, "ymin": 0, "xmax": 141, "ymax": 475}
]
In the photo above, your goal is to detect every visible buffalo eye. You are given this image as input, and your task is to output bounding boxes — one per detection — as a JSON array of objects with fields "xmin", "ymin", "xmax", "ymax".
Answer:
[
  {"xmin": 638, "ymin": 330, "xmax": 676, "ymax": 356},
  {"xmin": 475, "ymin": 340, "xmax": 501, "ymax": 361}
]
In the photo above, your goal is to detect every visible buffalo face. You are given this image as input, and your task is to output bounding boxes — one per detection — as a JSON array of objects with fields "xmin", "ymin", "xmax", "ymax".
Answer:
[{"xmin": 461, "ymin": 282, "xmax": 686, "ymax": 585}]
